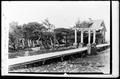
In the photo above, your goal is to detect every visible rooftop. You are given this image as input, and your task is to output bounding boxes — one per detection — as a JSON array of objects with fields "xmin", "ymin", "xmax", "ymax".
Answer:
[{"xmin": 74, "ymin": 19, "xmax": 106, "ymax": 31}]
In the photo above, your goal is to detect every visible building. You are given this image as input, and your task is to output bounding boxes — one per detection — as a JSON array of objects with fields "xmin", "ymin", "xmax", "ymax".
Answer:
[{"xmin": 73, "ymin": 19, "xmax": 106, "ymax": 54}]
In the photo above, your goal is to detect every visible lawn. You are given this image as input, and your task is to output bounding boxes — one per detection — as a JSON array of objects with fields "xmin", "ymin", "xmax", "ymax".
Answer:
[{"xmin": 9, "ymin": 45, "xmax": 76, "ymax": 59}]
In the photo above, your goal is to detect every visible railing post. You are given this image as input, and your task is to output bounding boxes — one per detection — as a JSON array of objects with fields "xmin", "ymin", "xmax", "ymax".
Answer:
[{"xmin": 87, "ymin": 29, "xmax": 97, "ymax": 55}]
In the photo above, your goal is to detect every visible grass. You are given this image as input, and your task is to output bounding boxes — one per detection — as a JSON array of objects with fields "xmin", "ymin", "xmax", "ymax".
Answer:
[{"xmin": 9, "ymin": 45, "xmax": 76, "ymax": 59}]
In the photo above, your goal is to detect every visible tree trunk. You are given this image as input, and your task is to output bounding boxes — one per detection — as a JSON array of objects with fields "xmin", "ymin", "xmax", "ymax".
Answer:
[
  {"xmin": 22, "ymin": 38, "xmax": 25, "ymax": 49},
  {"xmin": 57, "ymin": 39, "xmax": 60, "ymax": 47},
  {"xmin": 66, "ymin": 35, "xmax": 67, "ymax": 44},
  {"xmin": 36, "ymin": 40, "xmax": 38, "ymax": 45},
  {"xmin": 13, "ymin": 44, "xmax": 16, "ymax": 50},
  {"xmin": 36, "ymin": 40, "xmax": 39, "ymax": 45},
  {"xmin": 28, "ymin": 39, "xmax": 30, "ymax": 47},
  {"xmin": 24, "ymin": 39, "xmax": 27, "ymax": 48},
  {"xmin": 50, "ymin": 38, "xmax": 53, "ymax": 48},
  {"xmin": 33, "ymin": 40, "xmax": 35, "ymax": 47},
  {"xmin": 40, "ymin": 39, "xmax": 44, "ymax": 49},
  {"xmin": 30, "ymin": 40, "xmax": 33, "ymax": 47}
]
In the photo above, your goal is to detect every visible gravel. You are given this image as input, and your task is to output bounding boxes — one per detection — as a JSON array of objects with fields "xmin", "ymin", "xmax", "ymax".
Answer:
[{"xmin": 10, "ymin": 48, "xmax": 110, "ymax": 74}]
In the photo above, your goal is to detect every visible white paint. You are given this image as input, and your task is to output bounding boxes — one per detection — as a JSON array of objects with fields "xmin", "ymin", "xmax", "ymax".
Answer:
[
  {"xmin": 81, "ymin": 31, "xmax": 83, "ymax": 43},
  {"xmin": 112, "ymin": 1, "xmax": 119, "ymax": 78},
  {"xmin": 74, "ymin": 29, "xmax": 77, "ymax": 45}
]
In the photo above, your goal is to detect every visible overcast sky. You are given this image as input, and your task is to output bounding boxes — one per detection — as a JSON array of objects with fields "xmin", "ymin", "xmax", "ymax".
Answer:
[{"xmin": 2, "ymin": 1, "xmax": 110, "ymax": 41}]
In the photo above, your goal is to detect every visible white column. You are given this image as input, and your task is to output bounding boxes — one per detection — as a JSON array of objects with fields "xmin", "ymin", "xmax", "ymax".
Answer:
[
  {"xmin": 87, "ymin": 29, "xmax": 91, "ymax": 55},
  {"xmin": 81, "ymin": 31, "xmax": 83, "ymax": 43},
  {"xmin": 74, "ymin": 29, "xmax": 77, "ymax": 45},
  {"xmin": 93, "ymin": 30, "xmax": 96, "ymax": 43},
  {"xmin": 88, "ymin": 29, "xmax": 91, "ymax": 44}
]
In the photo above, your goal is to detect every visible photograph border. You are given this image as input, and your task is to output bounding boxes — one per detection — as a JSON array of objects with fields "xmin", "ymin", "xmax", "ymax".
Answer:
[{"xmin": 1, "ymin": 0, "xmax": 118, "ymax": 78}]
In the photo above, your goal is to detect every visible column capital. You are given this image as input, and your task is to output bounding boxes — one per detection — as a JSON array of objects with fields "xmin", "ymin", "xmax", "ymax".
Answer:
[
  {"xmin": 81, "ymin": 30, "xmax": 84, "ymax": 33},
  {"xmin": 93, "ymin": 29, "xmax": 96, "ymax": 32}
]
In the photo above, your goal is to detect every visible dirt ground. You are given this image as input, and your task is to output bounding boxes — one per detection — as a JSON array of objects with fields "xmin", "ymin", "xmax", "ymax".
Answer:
[{"xmin": 10, "ymin": 48, "xmax": 110, "ymax": 74}]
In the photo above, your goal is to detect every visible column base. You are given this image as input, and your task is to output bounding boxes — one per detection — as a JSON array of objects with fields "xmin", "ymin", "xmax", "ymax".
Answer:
[
  {"xmin": 79, "ymin": 43, "xmax": 84, "ymax": 48},
  {"xmin": 91, "ymin": 43, "xmax": 97, "ymax": 55},
  {"xmin": 87, "ymin": 43, "xmax": 97, "ymax": 55},
  {"xmin": 73, "ymin": 43, "xmax": 77, "ymax": 48},
  {"xmin": 103, "ymin": 40, "xmax": 106, "ymax": 44},
  {"xmin": 25, "ymin": 51, "xmax": 29, "ymax": 56},
  {"xmin": 87, "ymin": 44, "xmax": 91, "ymax": 55},
  {"xmin": 92, "ymin": 43, "xmax": 96, "ymax": 46}
]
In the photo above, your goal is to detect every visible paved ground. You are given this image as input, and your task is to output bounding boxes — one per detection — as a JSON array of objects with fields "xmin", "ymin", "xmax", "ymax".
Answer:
[
  {"xmin": 8, "ymin": 47, "xmax": 87, "ymax": 66},
  {"xmin": 10, "ymin": 48, "xmax": 110, "ymax": 74}
]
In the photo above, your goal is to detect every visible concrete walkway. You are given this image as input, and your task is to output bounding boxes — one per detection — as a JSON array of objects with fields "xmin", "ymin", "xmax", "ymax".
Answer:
[{"xmin": 8, "ymin": 43, "xmax": 110, "ymax": 67}]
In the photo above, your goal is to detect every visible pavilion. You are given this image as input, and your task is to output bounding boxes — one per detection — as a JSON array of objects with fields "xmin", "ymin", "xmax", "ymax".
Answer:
[{"xmin": 73, "ymin": 19, "xmax": 106, "ymax": 54}]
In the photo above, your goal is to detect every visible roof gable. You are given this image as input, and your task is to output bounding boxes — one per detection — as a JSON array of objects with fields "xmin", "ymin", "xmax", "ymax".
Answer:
[
  {"xmin": 73, "ymin": 19, "xmax": 107, "ymax": 32},
  {"xmin": 90, "ymin": 20, "xmax": 106, "ymax": 31}
]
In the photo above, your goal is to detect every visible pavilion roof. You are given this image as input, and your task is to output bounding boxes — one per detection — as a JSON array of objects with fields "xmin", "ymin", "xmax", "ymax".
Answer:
[
  {"xmin": 74, "ymin": 19, "xmax": 106, "ymax": 32},
  {"xmin": 90, "ymin": 20, "xmax": 106, "ymax": 31}
]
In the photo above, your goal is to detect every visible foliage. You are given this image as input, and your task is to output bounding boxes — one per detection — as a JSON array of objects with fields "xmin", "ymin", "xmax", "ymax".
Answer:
[
  {"xmin": 22, "ymin": 22, "xmax": 47, "ymax": 40},
  {"xmin": 9, "ymin": 20, "xmax": 56, "ymax": 51},
  {"xmin": 42, "ymin": 18, "xmax": 55, "ymax": 31},
  {"xmin": 54, "ymin": 28, "xmax": 74, "ymax": 46},
  {"xmin": 74, "ymin": 20, "xmax": 93, "ymax": 28},
  {"xmin": 9, "ymin": 18, "xmax": 104, "ymax": 52}
]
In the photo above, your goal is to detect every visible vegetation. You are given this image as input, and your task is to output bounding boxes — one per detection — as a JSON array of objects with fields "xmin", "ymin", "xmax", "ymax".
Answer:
[{"xmin": 9, "ymin": 19, "xmax": 104, "ymax": 53}]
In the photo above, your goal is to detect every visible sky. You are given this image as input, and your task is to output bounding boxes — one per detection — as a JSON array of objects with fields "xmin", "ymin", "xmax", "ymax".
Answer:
[{"xmin": 2, "ymin": 1, "xmax": 110, "ymax": 41}]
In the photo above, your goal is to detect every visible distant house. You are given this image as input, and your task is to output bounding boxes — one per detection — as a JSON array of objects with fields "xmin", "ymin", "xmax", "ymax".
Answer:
[
  {"xmin": 89, "ymin": 20, "xmax": 106, "ymax": 44},
  {"xmin": 90, "ymin": 20, "xmax": 106, "ymax": 31},
  {"xmin": 90, "ymin": 20, "xmax": 106, "ymax": 44}
]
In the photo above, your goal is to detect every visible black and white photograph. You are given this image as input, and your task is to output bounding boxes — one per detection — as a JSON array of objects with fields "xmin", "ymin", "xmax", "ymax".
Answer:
[{"xmin": 1, "ymin": 1, "xmax": 119, "ymax": 78}]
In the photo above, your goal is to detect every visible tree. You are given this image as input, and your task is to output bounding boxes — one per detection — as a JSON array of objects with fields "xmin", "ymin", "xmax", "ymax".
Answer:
[
  {"xmin": 42, "ymin": 18, "xmax": 55, "ymax": 31},
  {"xmin": 9, "ymin": 21, "xmax": 25, "ymax": 50},
  {"xmin": 9, "ymin": 21, "xmax": 48, "ymax": 50},
  {"xmin": 74, "ymin": 19, "xmax": 81, "ymax": 28},
  {"xmin": 80, "ymin": 21, "xmax": 92, "ymax": 28},
  {"xmin": 74, "ymin": 19, "xmax": 93, "ymax": 28},
  {"xmin": 9, "ymin": 33, "xmax": 17, "ymax": 50},
  {"xmin": 22, "ymin": 22, "xmax": 47, "ymax": 48},
  {"xmin": 42, "ymin": 18, "xmax": 56, "ymax": 49},
  {"xmin": 9, "ymin": 21, "xmax": 18, "ymax": 33},
  {"xmin": 54, "ymin": 28, "xmax": 74, "ymax": 47}
]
